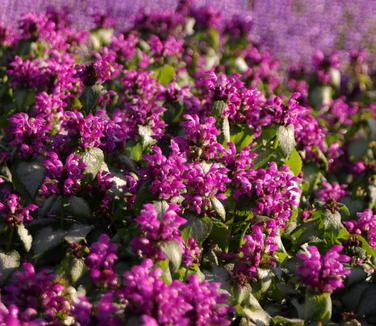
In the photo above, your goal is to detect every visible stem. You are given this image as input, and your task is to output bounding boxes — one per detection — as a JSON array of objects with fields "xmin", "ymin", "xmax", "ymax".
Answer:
[{"xmin": 6, "ymin": 226, "xmax": 14, "ymax": 252}]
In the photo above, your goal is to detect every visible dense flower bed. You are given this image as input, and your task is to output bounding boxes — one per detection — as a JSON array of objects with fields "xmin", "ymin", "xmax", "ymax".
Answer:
[{"xmin": 0, "ymin": 1, "xmax": 375, "ymax": 325}]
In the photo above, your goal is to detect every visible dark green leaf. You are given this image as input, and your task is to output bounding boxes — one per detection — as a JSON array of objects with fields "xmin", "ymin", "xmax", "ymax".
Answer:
[
  {"xmin": 13, "ymin": 161, "xmax": 45, "ymax": 199},
  {"xmin": 358, "ymin": 285, "xmax": 376, "ymax": 318},
  {"xmin": 348, "ymin": 138, "xmax": 369, "ymax": 161},
  {"xmin": 33, "ymin": 226, "xmax": 66, "ymax": 257},
  {"xmin": 79, "ymin": 86, "xmax": 99, "ymax": 114},
  {"xmin": 182, "ymin": 215, "xmax": 213, "ymax": 244},
  {"xmin": 67, "ymin": 196, "xmax": 91, "ymax": 219},
  {"xmin": 65, "ymin": 224, "xmax": 93, "ymax": 244},
  {"xmin": 210, "ymin": 221, "xmax": 231, "ymax": 251}
]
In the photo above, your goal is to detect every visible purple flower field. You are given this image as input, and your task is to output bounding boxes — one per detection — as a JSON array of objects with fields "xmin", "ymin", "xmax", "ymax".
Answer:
[{"xmin": 0, "ymin": 1, "xmax": 375, "ymax": 325}]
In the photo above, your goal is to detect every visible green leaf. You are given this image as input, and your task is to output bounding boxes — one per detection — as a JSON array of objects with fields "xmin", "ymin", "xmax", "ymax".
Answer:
[
  {"xmin": 81, "ymin": 147, "xmax": 104, "ymax": 180},
  {"xmin": 230, "ymin": 124, "xmax": 254, "ymax": 151},
  {"xmin": 67, "ymin": 196, "xmax": 91, "ymax": 219},
  {"xmin": 13, "ymin": 161, "xmax": 45, "ymax": 199},
  {"xmin": 277, "ymin": 124, "xmax": 296, "ymax": 157},
  {"xmin": 155, "ymin": 259, "xmax": 172, "ymax": 284},
  {"xmin": 210, "ymin": 221, "xmax": 231, "ymax": 251},
  {"xmin": 271, "ymin": 316, "xmax": 304, "ymax": 326},
  {"xmin": 125, "ymin": 141, "xmax": 143, "ymax": 162},
  {"xmin": 356, "ymin": 235, "xmax": 376, "ymax": 257},
  {"xmin": 304, "ymin": 291, "xmax": 332, "ymax": 322},
  {"xmin": 65, "ymin": 224, "xmax": 93, "ymax": 244},
  {"xmin": 210, "ymin": 197, "xmax": 226, "ymax": 220},
  {"xmin": 33, "ymin": 226, "xmax": 66, "ymax": 257},
  {"xmin": 154, "ymin": 64, "xmax": 176, "ymax": 86},
  {"xmin": 17, "ymin": 224, "xmax": 32, "ymax": 252},
  {"xmin": 70, "ymin": 258, "xmax": 85, "ymax": 283},
  {"xmin": 0, "ymin": 251, "xmax": 20, "ymax": 282},
  {"xmin": 160, "ymin": 240, "xmax": 183, "ymax": 272},
  {"xmin": 285, "ymin": 148, "xmax": 302, "ymax": 176}
]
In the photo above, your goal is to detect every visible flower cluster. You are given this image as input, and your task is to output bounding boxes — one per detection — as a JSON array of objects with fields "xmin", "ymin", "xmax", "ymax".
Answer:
[
  {"xmin": 118, "ymin": 259, "xmax": 233, "ymax": 326},
  {"xmin": 86, "ymin": 234, "xmax": 118, "ymax": 287},
  {"xmin": 297, "ymin": 245, "xmax": 351, "ymax": 293},
  {"xmin": 0, "ymin": 190, "xmax": 37, "ymax": 225},
  {"xmin": 39, "ymin": 152, "xmax": 87, "ymax": 196},
  {"xmin": 344, "ymin": 209, "xmax": 376, "ymax": 248}
]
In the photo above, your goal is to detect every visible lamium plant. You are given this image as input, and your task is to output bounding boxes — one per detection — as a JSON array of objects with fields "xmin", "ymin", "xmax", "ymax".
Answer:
[{"xmin": 0, "ymin": 1, "xmax": 375, "ymax": 325}]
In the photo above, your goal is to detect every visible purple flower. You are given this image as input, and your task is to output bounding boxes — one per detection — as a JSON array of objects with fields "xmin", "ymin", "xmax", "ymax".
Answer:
[
  {"xmin": 183, "ymin": 162, "xmax": 230, "ymax": 214},
  {"xmin": 72, "ymin": 295, "xmax": 92, "ymax": 325},
  {"xmin": 344, "ymin": 209, "xmax": 376, "ymax": 248},
  {"xmin": 143, "ymin": 140, "xmax": 187, "ymax": 200},
  {"xmin": 234, "ymin": 222, "xmax": 278, "ymax": 281},
  {"xmin": 132, "ymin": 202, "xmax": 186, "ymax": 259},
  {"xmin": 3, "ymin": 263, "xmax": 72, "ymax": 322},
  {"xmin": 317, "ymin": 181, "xmax": 347, "ymax": 203},
  {"xmin": 7, "ymin": 113, "xmax": 49, "ymax": 158},
  {"xmin": 40, "ymin": 152, "xmax": 86, "ymax": 196},
  {"xmin": 119, "ymin": 259, "xmax": 232, "ymax": 326},
  {"xmin": 297, "ymin": 245, "xmax": 351, "ymax": 293},
  {"xmin": 183, "ymin": 114, "xmax": 224, "ymax": 160},
  {"xmin": 0, "ymin": 190, "xmax": 37, "ymax": 225},
  {"xmin": 235, "ymin": 162, "xmax": 300, "ymax": 227},
  {"xmin": 86, "ymin": 234, "xmax": 118, "ymax": 288}
]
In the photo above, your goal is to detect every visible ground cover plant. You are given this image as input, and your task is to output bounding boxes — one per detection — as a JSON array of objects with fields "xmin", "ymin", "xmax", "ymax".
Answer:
[{"xmin": 0, "ymin": 1, "xmax": 375, "ymax": 325}]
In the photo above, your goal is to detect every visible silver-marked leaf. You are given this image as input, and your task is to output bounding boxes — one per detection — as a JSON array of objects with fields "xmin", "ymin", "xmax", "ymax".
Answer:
[
  {"xmin": 277, "ymin": 124, "xmax": 296, "ymax": 157},
  {"xmin": 160, "ymin": 240, "xmax": 182, "ymax": 272},
  {"xmin": 0, "ymin": 251, "xmax": 20, "ymax": 282},
  {"xmin": 70, "ymin": 258, "xmax": 85, "ymax": 283},
  {"xmin": 138, "ymin": 125, "xmax": 155, "ymax": 148},
  {"xmin": 14, "ymin": 161, "xmax": 45, "ymax": 199},
  {"xmin": 82, "ymin": 147, "xmax": 104, "ymax": 180},
  {"xmin": 17, "ymin": 224, "xmax": 32, "ymax": 252},
  {"xmin": 210, "ymin": 197, "xmax": 226, "ymax": 220},
  {"xmin": 222, "ymin": 117, "xmax": 231, "ymax": 144}
]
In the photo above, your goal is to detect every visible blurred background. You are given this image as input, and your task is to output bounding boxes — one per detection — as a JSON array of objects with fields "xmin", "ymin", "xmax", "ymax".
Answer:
[{"xmin": 0, "ymin": 0, "xmax": 375, "ymax": 64}]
